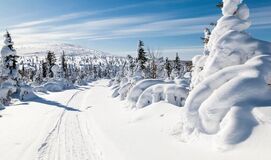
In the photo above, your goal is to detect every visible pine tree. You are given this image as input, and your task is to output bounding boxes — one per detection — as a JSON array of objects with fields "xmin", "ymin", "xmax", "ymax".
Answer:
[
  {"xmin": 165, "ymin": 57, "xmax": 172, "ymax": 79},
  {"xmin": 1, "ymin": 31, "xmax": 19, "ymax": 79},
  {"xmin": 127, "ymin": 55, "xmax": 135, "ymax": 76},
  {"xmin": 0, "ymin": 31, "xmax": 20, "ymax": 106},
  {"xmin": 61, "ymin": 51, "xmax": 68, "ymax": 78},
  {"xmin": 46, "ymin": 51, "xmax": 56, "ymax": 78},
  {"xmin": 41, "ymin": 61, "xmax": 48, "ymax": 78},
  {"xmin": 174, "ymin": 53, "xmax": 181, "ymax": 71},
  {"xmin": 171, "ymin": 53, "xmax": 184, "ymax": 78},
  {"xmin": 147, "ymin": 48, "xmax": 161, "ymax": 79},
  {"xmin": 137, "ymin": 40, "xmax": 148, "ymax": 71},
  {"xmin": 19, "ymin": 64, "xmax": 26, "ymax": 79}
]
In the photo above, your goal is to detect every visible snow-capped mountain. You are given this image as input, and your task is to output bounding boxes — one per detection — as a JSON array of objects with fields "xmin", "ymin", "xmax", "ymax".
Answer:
[{"xmin": 14, "ymin": 43, "xmax": 110, "ymax": 57}]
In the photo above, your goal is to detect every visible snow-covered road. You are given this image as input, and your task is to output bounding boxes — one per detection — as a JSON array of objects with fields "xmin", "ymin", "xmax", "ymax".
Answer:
[
  {"xmin": 37, "ymin": 89, "xmax": 102, "ymax": 160},
  {"xmin": 0, "ymin": 80, "xmax": 270, "ymax": 160}
]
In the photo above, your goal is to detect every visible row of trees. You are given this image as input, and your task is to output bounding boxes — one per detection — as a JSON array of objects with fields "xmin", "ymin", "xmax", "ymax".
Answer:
[
  {"xmin": 19, "ymin": 52, "xmax": 125, "ymax": 85},
  {"xmin": 126, "ymin": 40, "xmax": 189, "ymax": 80}
]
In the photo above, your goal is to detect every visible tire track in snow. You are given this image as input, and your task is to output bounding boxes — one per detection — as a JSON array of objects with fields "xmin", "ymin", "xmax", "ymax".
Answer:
[{"xmin": 37, "ymin": 87, "xmax": 103, "ymax": 160}]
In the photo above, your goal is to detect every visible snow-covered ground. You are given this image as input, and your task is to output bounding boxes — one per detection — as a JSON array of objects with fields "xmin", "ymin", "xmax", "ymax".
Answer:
[{"xmin": 0, "ymin": 80, "xmax": 270, "ymax": 160}]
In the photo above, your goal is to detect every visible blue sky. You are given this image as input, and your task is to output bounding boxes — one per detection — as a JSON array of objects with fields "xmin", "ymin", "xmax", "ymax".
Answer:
[{"xmin": 0, "ymin": 0, "xmax": 271, "ymax": 59}]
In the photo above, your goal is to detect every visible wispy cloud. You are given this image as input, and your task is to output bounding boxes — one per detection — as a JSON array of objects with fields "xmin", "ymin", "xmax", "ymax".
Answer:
[
  {"xmin": 10, "ymin": 12, "xmax": 90, "ymax": 28},
  {"xmin": 1, "ymin": 3, "xmax": 271, "ymax": 47},
  {"xmin": 245, "ymin": 6, "xmax": 271, "ymax": 30},
  {"xmin": 9, "ymin": 0, "xmax": 186, "ymax": 29},
  {"xmin": 5, "ymin": 13, "xmax": 215, "ymax": 45}
]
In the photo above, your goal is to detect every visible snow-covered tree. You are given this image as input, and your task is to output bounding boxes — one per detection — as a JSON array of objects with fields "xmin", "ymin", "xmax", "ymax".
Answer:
[
  {"xmin": 61, "ymin": 51, "xmax": 68, "ymax": 78},
  {"xmin": 164, "ymin": 57, "xmax": 172, "ymax": 79},
  {"xmin": 0, "ymin": 31, "xmax": 20, "ymax": 107},
  {"xmin": 136, "ymin": 40, "xmax": 148, "ymax": 75},
  {"xmin": 46, "ymin": 51, "xmax": 56, "ymax": 78},
  {"xmin": 0, "ymin": 31, "xmax": 19, "ymax": 80},
  {"xmin": 182, "ymin": 0, "xmax": 271, "ymax": 148},
  {"xmin": 41, "ymin": 60, "xmax": 48, "ymax": 78},
  {"xmin": 127, "ymin": 55, "xmax": 135, "ymax": 77},
  {"xmin": 171, "ymin": 53, "xmax": 184, "ymax": 79},
  {"xmin": 147, "ymin": 48, "xmax": 161, "ymax": 79}
]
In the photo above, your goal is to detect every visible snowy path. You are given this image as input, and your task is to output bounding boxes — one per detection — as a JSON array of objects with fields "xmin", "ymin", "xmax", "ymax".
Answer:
[
  {"xmin": 37, "ymin": 89, "xmax": 102, "ymax": 160},
  {"xmin": 0, "ymin": 84, "xmax": 103, "ymax": 160}
]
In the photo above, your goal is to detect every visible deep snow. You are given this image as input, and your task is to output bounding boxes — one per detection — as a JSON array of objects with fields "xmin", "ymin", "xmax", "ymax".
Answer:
[{"xmin": 0, "ymin": 80, "xmax": 270, "ymax": 160}]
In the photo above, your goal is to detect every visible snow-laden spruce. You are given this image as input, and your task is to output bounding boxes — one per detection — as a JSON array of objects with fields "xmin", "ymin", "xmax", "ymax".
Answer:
[
  {"xmin": 181, "ymin": 0, "xmax": 271, "ymax": 148},
  {"xmin": 0, "ymin": 31, "xmax": 20, "ymax": 107}
]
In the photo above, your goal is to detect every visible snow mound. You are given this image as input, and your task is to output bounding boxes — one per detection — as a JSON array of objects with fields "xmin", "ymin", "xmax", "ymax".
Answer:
[
  {"xmin": 36, "ymin": 79, "xmax": 75, "ymax": 92},
  {"xmin": 136, "ymin": 84, "xmax": 188, "ymax": 108},
  {"xmin": 118, "ymin": 82, "xmax": 132, "ymax": 100},
  {"xmin": 181, "ymin": 0, "xmax": 271, "ymax": 149},
  {"xmin": 127, "ymin": 79, "xmax": 170, "ymax": 108}
]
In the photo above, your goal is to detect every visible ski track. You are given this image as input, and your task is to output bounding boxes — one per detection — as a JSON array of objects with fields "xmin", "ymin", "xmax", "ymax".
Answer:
[{"xmin": 37, "ymin": 87, "xmax": 103, "ymax": 160}]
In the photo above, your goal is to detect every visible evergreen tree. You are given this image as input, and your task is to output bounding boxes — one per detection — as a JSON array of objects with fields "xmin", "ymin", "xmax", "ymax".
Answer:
[
  {"xmin": 127, "ymin": 55, "xmax": 135, "ymax": 76},
  {"xmin": 19, "ymin": 64, "xmax": 26, "ymax": 80},
  {"xmin": 61, "ymin": 51, "xmax": 68, "ymax": 78},
  {"xmin": 137, "ymin": 40, "xmax": 148, "ymax": 71},
  {"xmin": 1, "ymin": 31, "xmax": 19, "ymax": 79},
  {"xmin": 171, "ymin": 53, "xmax": 184, "ymax": 78},
  {"xmin": 164, "ymin": 57, "xmax": 172, "ymax": 79},
  {"xmin": 0, "ymin": 31, "xmax": 20, "ymax": 106},
  {"xmin": 46, "ymin": 51, "xmax": 56, "ymax": 78},
  {"xmin": 147, "ymin": 48, "xmax": 161, "ymax": 79},
  {"xmin": 174, "ymin": 53, "xmax": 181, "ymax": 71},
  {"xmin": 93, "ymin": 65, "xmax": 98, "ymax": 79},
  {"xmin": 41, "ymin": 61, "xmax": 48, "ymax": 78}
]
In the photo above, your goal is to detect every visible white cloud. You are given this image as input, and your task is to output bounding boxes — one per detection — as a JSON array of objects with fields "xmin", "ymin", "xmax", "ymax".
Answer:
[
  {"xmin": 250, "ymin": 6, "xmax": 271, "ymax": 28},
  {"xmin": 1, "ymin": 4, "xmax": 270, "ymax": 47}
]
